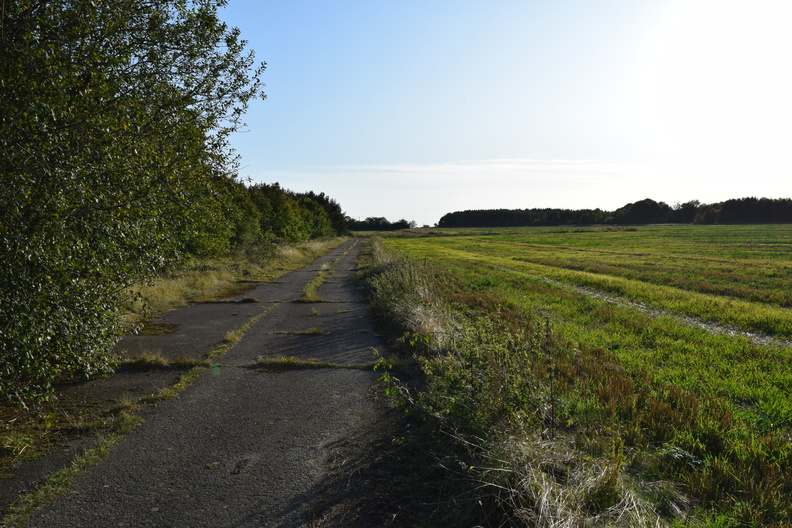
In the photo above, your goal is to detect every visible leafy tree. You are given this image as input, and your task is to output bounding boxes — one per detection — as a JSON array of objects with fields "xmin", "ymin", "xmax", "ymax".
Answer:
[
  {"xmin": 668, "ymin": 200, "xmax": 701, "ymax": 223},
  {"xmin": 299, "ymin": 191, "xmax": 348, "ymax": 236},
  {"xmin": 298, "ymin": 195, "xmax": 334, "ymax": 239},
  {"xmin": 215, "ymin": 177, "xmax": 264, "ymax": 249},
  {"xmin": 247, "ymin": 183, "xmax": 308, "ymax": 243},
  {"xmin": 0, "ymin": 0, "xmax": 264, "ymax": 403},
  {"xmin": 347, "ymin": 216, "xmax": 418, "ymax": 231},
  {"xmin": 611, "ymin": 199, "xmax": 672, "ymax": 224},
  {"xmin": 437, "ymin": 197, "xmax": 792, "ymax": 228},
  {"xmin": 246, "ymin": 183, "xmax": 347, "ymax": 242}
]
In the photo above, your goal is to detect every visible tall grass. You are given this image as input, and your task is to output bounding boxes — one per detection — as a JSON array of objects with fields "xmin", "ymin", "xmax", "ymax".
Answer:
[
  {"xmin": 359, "ymin": 239, "xmax": 677, "ymax": 526},
  {"xmin": 124, "ymin": 238, "xmax": 347, "ymax": 322}
]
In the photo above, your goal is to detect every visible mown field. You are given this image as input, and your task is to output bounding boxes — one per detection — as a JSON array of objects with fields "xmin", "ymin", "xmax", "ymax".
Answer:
[{"xmin": 364, "ymin": 225, "xmax": 792, "ymax": 527}]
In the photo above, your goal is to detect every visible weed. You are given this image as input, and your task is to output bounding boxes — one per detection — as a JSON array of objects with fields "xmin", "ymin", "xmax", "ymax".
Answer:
[
  {"xmin": 208, "ymin": 303, "xmax": 277, "ymax": 359},
  {"xmin": 298, "ymin": 271, "xmax": 329, "ymax": 302},
  {"xmin": 275, "ymin": 327, "xmax": 331, "ymax": 336},
  {"xmin": 137, "ymin": 322, "xmax": 179, "ymax": 335},
  {"xmin": 252, "ymin": 356, "xmax": 376, "ymax": 372},
  {"xmin": 238, "ymin": 297, "xmax": 258, "ymax": 303},
  {"xmin": 120, "ymin": 351, "xmax": 170, "ymax": 371}
]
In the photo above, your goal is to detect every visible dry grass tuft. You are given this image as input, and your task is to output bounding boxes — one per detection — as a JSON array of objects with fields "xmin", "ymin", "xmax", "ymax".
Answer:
[{"xmin": 474, "ymin": 433, "xmax": 689, "ymax": 528}]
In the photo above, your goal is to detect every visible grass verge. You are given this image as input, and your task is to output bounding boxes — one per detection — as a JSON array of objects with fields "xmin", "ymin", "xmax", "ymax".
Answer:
[{"xmin": 124, "ymin": 238, "xmax": 347, "ymax": 322}]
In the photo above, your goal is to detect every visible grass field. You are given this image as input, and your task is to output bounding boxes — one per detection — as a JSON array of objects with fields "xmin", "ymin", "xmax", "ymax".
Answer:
[{"xmin": 363, "ymin": 225, "xmax": 792, "ymax": 527}]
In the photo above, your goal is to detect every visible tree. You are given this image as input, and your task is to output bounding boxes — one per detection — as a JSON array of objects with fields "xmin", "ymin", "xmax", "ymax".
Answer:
[
  {"xmin": 215, "ymin": 177, "xmax": 264, "ymax": 249},
  {"xmin": 297, "ymin": 195, "xmax": 334, "ymax": 239},
  {"xmin": 0, "ymin": 0, "xmax": 264, "ymax": 403},
  {"xmin": 611, "ymin": 199, "xmax": 672, "ymax": 224},
  {"xmin": 668, "ymin": 200, "xmax": 701, "ymax": 223},
  {"xmin": 300, "ymin": 191, "xmax": 348, "ymax": 236}
]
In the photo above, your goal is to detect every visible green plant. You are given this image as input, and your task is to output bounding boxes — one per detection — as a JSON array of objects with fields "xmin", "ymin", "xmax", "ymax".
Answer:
[
  {"xmin": 0, "ymin": 0, "xmax": 264, "ymax": 405},
  {"xmin": 252, "ymin": 356, "xmax": 376, "ymax": 372}
]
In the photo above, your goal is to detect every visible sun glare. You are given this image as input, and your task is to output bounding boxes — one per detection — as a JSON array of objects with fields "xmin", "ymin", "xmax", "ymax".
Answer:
[{"xmin": 646, "ymin": 0, "xmax": 792, "ymax": 186}]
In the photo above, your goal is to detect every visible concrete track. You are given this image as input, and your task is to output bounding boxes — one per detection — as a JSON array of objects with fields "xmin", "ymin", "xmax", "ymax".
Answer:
[{"xmin": 27, "ymin": 239, "xmax": 395, "ymax": 527}]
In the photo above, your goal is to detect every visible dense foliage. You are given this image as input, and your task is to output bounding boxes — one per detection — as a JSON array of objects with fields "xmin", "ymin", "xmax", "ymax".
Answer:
[
  {"xmin": 438, "ymin": 197, "xmax": 792, "ymax": 227},
  {"xmin": 246, "ymin": 183, "xmax": 347, "ymax": 243},
  {"xmin": 347, "ymin": 217, "xmax": 416, "ymax": 231},
  {"xmin": 0, "ymin": 1, "xmax": 345, "ymax": 404}
]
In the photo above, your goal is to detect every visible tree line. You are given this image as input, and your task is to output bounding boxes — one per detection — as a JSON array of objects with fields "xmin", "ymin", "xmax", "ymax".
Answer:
[
  {"xmin": 228, "ymin": 181, "xmax": 347, "ymax": 246},
  {"xmin": 346, "ymin": 217, "xmax": 417, "ymax": 231},
  {"xmin": 0, "ymin": 0, "xmax": 347, "ymax": 404},
  {"xmin": 437, "ymin": 197, "xmax": 792, "ymax": 228}
]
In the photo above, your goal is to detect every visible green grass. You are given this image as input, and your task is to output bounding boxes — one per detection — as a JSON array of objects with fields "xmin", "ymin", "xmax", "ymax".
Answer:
[
  {"xmin": 384, "ymin": 226, "xmax": 792, "ymax": 337},
  {"xmin": 360, "ymin": 228, "xmax": 792, "ymax": 527},
  {"xmin": 252, "ymin": 356, "xmax": 377, "ymax": 372},
  {"xmin": 2, "ymin": 409, "xmax": 143, "ymax": 525},
  {"xmin": 124, "ymin": 238, "xmax": 348, "ymax": 322}
]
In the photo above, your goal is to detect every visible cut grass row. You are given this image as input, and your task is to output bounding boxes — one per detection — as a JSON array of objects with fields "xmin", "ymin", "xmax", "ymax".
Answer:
[
  {"xmin": 405, "ymin": 225, "xmax": 792, "ymax": 306},
  {"xmin": 384, "ymin": 234, "xmax": 792, "ymax": 338}
]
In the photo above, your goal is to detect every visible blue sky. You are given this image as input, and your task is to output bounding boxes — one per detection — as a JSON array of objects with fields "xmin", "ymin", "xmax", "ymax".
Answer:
[{"xmin": 221, "ymin": 0, "xmax": 792, "ymax": 226}]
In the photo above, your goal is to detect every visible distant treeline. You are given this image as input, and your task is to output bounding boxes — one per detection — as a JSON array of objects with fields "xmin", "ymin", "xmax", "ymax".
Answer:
[
  {"xmin": 437, "ymin": 197, "xmax": 792, "ymax": 228},
  {"xmin": 231, "ymin": 182, "xmax": 348, "ymax": 245},
  {"xmin": 347, "ymin": 217, "xmax": 417, "ymax": 231}
]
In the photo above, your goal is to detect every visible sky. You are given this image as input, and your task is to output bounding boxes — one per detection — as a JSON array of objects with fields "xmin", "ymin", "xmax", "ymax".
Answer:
[{"xmin": 221, "ymin": 0, "xmax": 792, "ymax": 226}]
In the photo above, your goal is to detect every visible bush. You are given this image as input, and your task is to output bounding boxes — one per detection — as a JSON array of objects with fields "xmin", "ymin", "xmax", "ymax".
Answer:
[{"xmin": 0, "ymin": 0, "xmax": 263, "ymax": 404}]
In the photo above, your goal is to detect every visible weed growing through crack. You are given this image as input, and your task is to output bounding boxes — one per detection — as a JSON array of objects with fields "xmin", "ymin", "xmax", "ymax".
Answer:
[
  {"xmin": 297, "ymin": 251, "xmax": 351, "ymax": 303},
  {"xmin": 121, "ymin": 351, "xmax": 170, "ymax": 370},
  {"xmin": 298, "ymin": 270, "xmax": 330, "ymax": 302},
  {"xmin": 238, "ymin": 297, "xmax": 258, "ymax": 303},
  {"xmin": 119, "ymin": 353, "xmax": 212, "ymax": 372},
  {"xmin": 275, "ymin": 327, "xmax": 331, "ymax": 336},
  {"xmin": 207, "ymin": 304, "xmax": 277, "ymax": 360},
  {"xmin": 138, "ymin": 322, "xmax": 179, "ymax": 335},
  {"xmin": 253, "ymin": 356, "xmax": 376, "ymax": 372}
]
